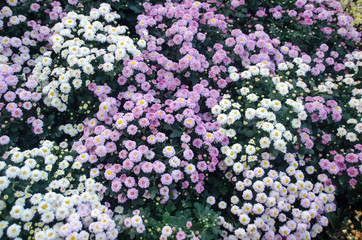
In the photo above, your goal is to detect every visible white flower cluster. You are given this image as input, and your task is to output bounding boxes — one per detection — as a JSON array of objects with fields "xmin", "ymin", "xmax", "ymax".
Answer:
[
  {"xmin": 228, "ymin": 63, "xmax": 271, "ymax": 82},
  {"xmin": 345, "ymin": 51, "xmax": 362, "ymax": 71},
  {"xmin": 337, "ymin": 51, "xmax": 361, "ymax": 142},
  {"xmin": 216, "ymin": 161, "xmax": 336, "ymax": 240},
  {"xmin": 214, "ymin": 95, "xmax": 304, "ymax": 166},
  {"xmin": 59, "ymin": 123, "xmax": 85, "ymax": 137},
  {"xmin": 0, "ymin": 140, "xmax": 120, "ymax": 240},
  {"xmin": 30, "ymin": 3, "xmax": 142, "ymax": 111}
]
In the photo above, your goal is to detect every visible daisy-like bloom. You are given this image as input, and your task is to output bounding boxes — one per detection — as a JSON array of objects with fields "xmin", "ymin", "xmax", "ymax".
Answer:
[
  {"xmin": 7, "ymin": 223, "xmax": 21, "ymax": 238},
  {"xmin": 245, "ymin": 145, "xmax": 256, "ymax": 155},
  {"xmin": 218, "ymin": 201, "xmax": 227, "ymax": 209},
  {"xmin": 245, "ymin": 108, "xmax": 256, "ymax": 120},
  {"xmin": 162, "ymin": 226, "xmax": 172, "ymax": 237},
  {"xmin": 345, "ymin": 153, "xmax": 358, "ymax": 163},
  {"xmin": 185, "ymin": 164, "xmax": 196, "ymax": 175},
  {"xmin": 230, "ymin": 195, "xmax": 239, "ymax": 204},
  {"xmin": 233, "ymin": 162, "xmax": 244, "ymax": 173},
  {"xmin": 127, "ymin": 188, "xmax": 138, "ymax": 200},
  {"xmin": 162, "ymin": 146, "xmax": 176, "ymax": 158},
  {"xmin": 130, "ymin": 215, "xmax": 143, "ymax": 228},
  {"xmin": 161, "ymin": 173, "xmax": 173, "ymax": 185},
  {"xmin": 259, "ymin": 137, "xmax": 271, "ymax": 148},
  {"xmin": 247, "ymin": 93, "xmax": 259, "ymax": 102},
  {"xmin": 239, "ymin": 214, "xmax": 250, "ymax": 225},
  {"xmin": 206, "ymin": 196, "xmax": 216, "ymax": 205},
  {"xmin": 249, "ymin": 65, "xmax": 259, "ymax": 75},
  {"xmin": 153, "ymin": 161, "xmax": 166, "ymax": 173},
  {"xmin": 346, "ymin": 132, "xmax": 357, "ymax": 142},
  {"xmin": 242, "ymin": 189, "xmax": 253, "ymax": 200}
]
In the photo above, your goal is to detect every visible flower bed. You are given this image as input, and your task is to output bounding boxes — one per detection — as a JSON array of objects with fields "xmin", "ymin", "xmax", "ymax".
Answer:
[{"xmin": 0, "ymin": 0, "xmax": 361, "ymax": 239}]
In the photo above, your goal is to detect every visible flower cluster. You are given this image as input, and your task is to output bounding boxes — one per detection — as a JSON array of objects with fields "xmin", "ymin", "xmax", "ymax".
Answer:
[
  {"xmin": 32, "ymin": 4, "xmax": 141, "ymax": 112},
  {"xmin": 214, "ymin": 162, "xmax": 336, "ymax": 239},
  {"xmin": 73, "ymin": 80, "xmax": 224, "ymax": 204},
  {"xmin": 0, "ymin": 140, "xmax": 118, "ymax": 240},
  {"xmin": 0, "ymin": 0, "xmax": 361, "ymax": 239}
]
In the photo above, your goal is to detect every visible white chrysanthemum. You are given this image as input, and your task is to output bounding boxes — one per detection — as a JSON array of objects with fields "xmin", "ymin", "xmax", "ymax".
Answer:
[
  {"xmin": 217, "ymin": 114, "xmax": 228, "ymax": 125},
  {"xmin": 293, "ymin": 57, "xmax": 303, "ymax": 65},
  {"xmin": 233, "ymin": 162, "xmax": 244, "ymax": 173},
  {"xmin": 59, "ymin": 83, "xmax": 71, "ymax": 94},
  {"xmin": 21, "ymin": 209, "xmax": 35, "ymax": 222},
  {"xmin": 184, "ymin": 164, "xmax": 196, "ymax": 174},
  {"xmin": 5, "ymin": 166, "xmax": 19, "ymax": 178},
  {"xmin": 229, "ymin": 72, "xmax": 240, "ymax": 81},
  {"xmin": 31, "ymin": 170, "xmax": 43, "ymax": 182},
  {"xmin": 343, "ymin": 77, "xmax": 354, "ymax": 85},
  {"xmin": 245, "ymin": 145, "xmax": 256, "ymax": 155},
  {"xmin": 260, "ymin": 68, "xmax": 270, "ymax": 77},
  {"xmin": 256, "ymin": 107, "xmax": 268, "ymax": 118},
  {"xmin": 103, "ymin": 53, "xmax": 115, "ymax": 63},
  {"xmin": 224, "ymin": 157, "xmax": 234, "ymax": 166},
  {"xmin": 344, "ymin": 61, "xmax": 355, "ymax": 68},
  {"xmin": 266, "ymin": 112, "xmax": 276, "ymax": 121},
  {"xmin": 206, "ymin": 196, "xmax": 216, "ymax": 205},
  {"xmin": 354, "ymin": 123, "xmax": 362, "ymax": 133},
  {"xmin": 226, "ymin": 129, "xmax": 236, "ymax": 138},
  {"xmin": 257, "ymin": 100, "xmax": 270, "ymax": 111},
  {"xmin": 231, "ymin": 144, "xmax": 242, "ymax": 153},
  {"xmin": 226, "ymin": 115, "xmax": 236, "ymax": 125},
  {"xmin": 42, "ymin": 57, "xmax": 52, "ymax": 66},
  {"xmin": 337, "ymin": 127, "xmax": 347, "ymax": 136},
  {"xmin": 19, "ymin": 166, "xmax": 31, "ymax": 180},
  {"xmin": 227, "ymin": 149, "xmax": 238, "ymax": 160},
  {"xmin": 52, "ymin": 34, "xmax": 64, "ymax": 45},
  {"xmin": 230, "ymin": 195, "xmax": 240, "ymax": 205},
  {"xmin": 218, "ymin": 201, "xmax": 227, "ymax": 209},
  {"xmin": 261, "ymin": 122, "xmax": 274, "ymax": 133},
  {"xmin": 10, "ymin": 205, "xmax": 23, "ymax": 219},
  {"xmin": 239, "ymin": 87, "xmax": 250, "ymax": 95},
  {"xmin": 298, "ymin": 111, "xmax": 307, "ymax": 120},
  {"xmin": 283, "ymin": 131, "xmax": 293, "ymax": 141},
  {"xmin": 220, "ymin": 99, "xmax": 232, "ymax": 109},
  {"xmin": 245, "ymin": 108, "xmax": 256, "ymax": 120},
  {"xmin": 259, "ymin": 137, "xmax": 271, "ymax": 148},
  {"xmin": 240, "ymin": 70, "xmax": 251, "ymax": 79},
  {"xmin": 296, "ymin": 69, "xmax": 306, "ymax": 76},
  {"xmin": 249, "ymin": 66, "xmax": 259, "ymax": 75},
  {"xmin": 102, "ymin": 62, "xmax": 114, "ymax": 72},
  {"xmin": 346, "ymin": 132, "xmax": 357, "ymax": 142},
  {"xmin": 299, "ymin": 63, "xmax": 310, "ymax": 72},
  {"xmin": 10, "ymin": 152, "xmax": 24, "ymax": 163},
  {"xmin": 72, "ymin": 78, "xmax": 82, "ymax": 89},
  {"xmin": 293, "ymin": 102, "xmax": 304, "ymax": 113},
  {"xmin": 269, "ymin": 100, "xmax": 281, "ymax": 111},
  {"xmin": 228, "ymin": 66, "xmax": 237, "ymax": 73},
  {"xmin": 239, "ymin": 214, "xmax": 250, "ymax": 225},
  {"xmin": 6, "ymin": 224, "xmax": 21, "ymax": 238},
  {"xmin": 270, "ymin": 130, "xmax": 282, "ymax": 140},
  {"xmin": 229, "ymin": 110, "xmax": 241, "ymax": 120},
  {"xmin": 291, "ymin": 119, "xmax": 301, "ymax": 128},
  {"xmin": 318, "ymin": 84, "xmax": 328, "ymax": 92},
  {"xmin": 220, "ymin": 146, "xmax": 230, "ymax": 155},
  {"xmin": 99, "ymin": 3, "xmax": 111, "ymax": 15},
  {"xmin": 277, "ymin": 62, "xmax": 288, "ymax": 70},
  {"xmin": 247, "ymin": 93, "xmax": 259, "ymax": 102},
  {"xmin": 274, "ymin": 139, "xmax": 286, "ymax": 152}
]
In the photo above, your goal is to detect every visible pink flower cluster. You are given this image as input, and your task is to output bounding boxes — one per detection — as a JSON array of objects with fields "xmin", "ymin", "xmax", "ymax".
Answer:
[
  {"xmin": 318, "ymin": 145, "xmax": 362, "ymax": 186},
  {"xmin": 73, "ymin": 73, "xmax": 226, "ymax": 204},
  {"xmin": 304, "ymin": 96, "xmax": 342, "ymax": 123}
]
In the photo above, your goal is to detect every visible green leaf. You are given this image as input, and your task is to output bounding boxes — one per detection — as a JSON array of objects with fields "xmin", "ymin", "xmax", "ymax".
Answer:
[
  {"xmin": 163, "ymin": 212, "xmax": 171, "ymax": 224},
  {"xmin": 170, "ymin": 129, "xmax": 181, "ymax": 138}
]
